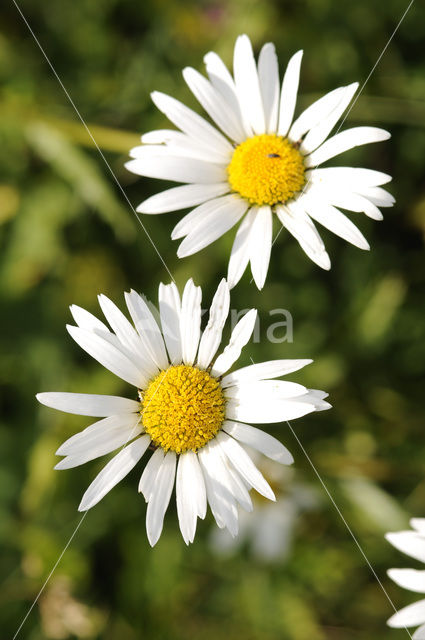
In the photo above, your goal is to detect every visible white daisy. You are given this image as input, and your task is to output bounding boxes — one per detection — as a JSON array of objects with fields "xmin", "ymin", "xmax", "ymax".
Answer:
[
  {"xmin": 126, "ymin": 34, "xmax": 394, "ymax": 289},
  {"xmin": 386, "ymin": 519, "xmax": 425, "ymax": 638},
  {"xmin": 37, "ymin": 278, "xmax": 330, "ymax": 546}
]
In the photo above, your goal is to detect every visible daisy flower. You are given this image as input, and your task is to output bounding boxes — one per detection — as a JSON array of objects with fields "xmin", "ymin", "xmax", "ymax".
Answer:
[
  {"xmin": 126, "ymin": 34, "xmax": 393, "ymax": 289},
  {"xmin": 37, "ymin": 278, "xmax": 330, "ymax": 546},
  {"xmin": 386, "ymin": 519, "xmax": 425, "ymax": 638}
]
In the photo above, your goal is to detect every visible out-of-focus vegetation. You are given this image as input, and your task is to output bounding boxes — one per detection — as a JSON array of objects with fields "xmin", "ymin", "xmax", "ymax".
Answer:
[{"xmin": 1, "ymin": 0, "xmax": 424, "ymax": 638}]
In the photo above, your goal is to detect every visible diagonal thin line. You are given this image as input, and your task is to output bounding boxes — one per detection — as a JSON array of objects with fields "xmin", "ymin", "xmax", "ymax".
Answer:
[
  {"xmin": 12, "ymin": 354, "xmax": 175, "ymax": 638},
  {"xmin": 11, "ymin": 0, "xmax": 175, "ymax": 284},
  {"xmin": 12, "ymin": 512, "xmax": 88, "ymax": 640},
  {"xmin": 286, "ymin": 420, "xmax": 413, "ymax": 639},
  {"xmin": 247, "ymin": 356, "xmax": 411, "ymax": 636},
  {"xmin": 269, "ymin": 0, "xmax": 415, "ymax": 255}
]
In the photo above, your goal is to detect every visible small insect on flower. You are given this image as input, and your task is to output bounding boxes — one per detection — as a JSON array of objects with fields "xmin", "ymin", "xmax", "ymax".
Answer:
[
  {"xmin": 37, "ymin": 279, "xmax": 330, "ymax": 546},
  {"xmin": 386, "ymin": 519, "xmax": 425, "ymax": 638},
  {"xmin": 126, "ymin": 34, "xmax": 394, "ymax": 289}
]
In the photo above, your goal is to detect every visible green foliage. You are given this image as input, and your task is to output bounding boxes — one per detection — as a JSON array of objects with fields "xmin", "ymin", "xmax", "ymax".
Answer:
[{"xmin": 1, "ymin": 0, "xmax": 424, "ymax": 638}]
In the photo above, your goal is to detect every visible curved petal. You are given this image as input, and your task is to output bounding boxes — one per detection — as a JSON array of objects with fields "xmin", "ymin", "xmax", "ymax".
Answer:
[
  {"xmin": 66, "ymin": 325, "xmax": 147, "ymax": 388},
  {"xmin": 151, "ymin": 91, "xmax": 232, "ymax": 155},
  {"xmin": 222, "ymin": 420, "xmax": 294, "ymax": 465},
  {"xmin": 78, "ymin": 436, "xmax": 150, "ymax": 511},
  {"xmin": 388, "ymin": 569, "xmax": 425, "ymax": 594},
  {"xmin": 305, "ymin": 126, "xmax": 391, "ymax": 167},
  {"xmin": 249, "ymin": 205, "xmax": 272, "ymax": 290},
  {"xmin": 124, "ymin": 290, "xmax": 169, "ymax": 370},
  {"xmin": 36, "ymin": 392, "xmax": 140, "ymax": 417},
  {"xmin": 217, "ymin": 431, "xmax": 275, "ymax": 500},
  {"xmin": 387, "ymin": 599, "xmax": 425, "ymax": 629},
  {"xmin": 211, "ymin": 309, "xmax": 257, "ymax": 377},
  {"xmin": 183, "ymin": 67, "xmax": 246, "ymax": 142},
  {"xmin": 227, "ymin": 207, "xmax": 257, "ymax": 289},
  {"xmin": 125, "ymin": 155, "xmax": 227, "ymax": 184},
  {"xmin": 278, "ymin": 50, "xmax": 303, "ymax": 137},
  {"xmin": 258, "ymin": 42, "xmax": 280, "ymax": 134},
  {"xmin": 137, "ymin": 182, "xmax": 229, "ymax": 214},
  {"xmin": 386, "ymin": 532, "xmax": 425, "ymax": 564},
  {"xmin": 138, "ymin": 448, "xmax": 164, "ymax": 500},
  {"xmin": 176, "ymin": 451, "xmax": 207, "ymax": 544},
  {"xmin": 288, "ymin": 86, "xmax": 345, "ymax": 143},
  {"xmin": 158, "ymin": 282, "xmax": 182, "ymax": 364},
  {"xmin": 302, "ymin": 198, "xmax": 370, "ymax": 250},
  {"xmin": 197, "ymin": 279, "xmax": 230, "ymax": 369},
  {"xmin": 146, "ymin": 451, "xmax": 176, "ymax": 546},
  {"xmin": 233, "ymin": 34, "xmax": 265, "ymax": 134},
  {"xmin": 180, "ymin": 278, "xmax": 202, "ymax": 365},
  {"xmin": 177, "ymin": 195, "xmax": 248, "ymax": 258},
  {"xmin": 221, "ymin": 358, "xmax": 312, "ymax": 387},
  {"xmin": 276, "ymin": 202, "xmax": 331, "ymax": 270}
]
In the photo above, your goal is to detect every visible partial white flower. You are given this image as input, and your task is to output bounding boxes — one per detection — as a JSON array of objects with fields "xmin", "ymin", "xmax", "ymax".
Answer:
[
  {"xmin": 386, "ymin": 518, "xmax": 425, "ymax": 638},
  {"xmin": 37, "ymin": 278, "xmax": 330, "ymax": 546},
  {"xmin": 126, "ymin": 34, "xmax": 393, "ymax": 289}
]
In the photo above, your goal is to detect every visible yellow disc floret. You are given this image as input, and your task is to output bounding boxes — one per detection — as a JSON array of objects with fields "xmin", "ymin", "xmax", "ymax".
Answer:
[
  {"xmin": 227, "ymin": 134, "xmax": 305, "ymax": 206},
  {"xmin": 140, "ymin": 365, "xmax": 225, "ymax": 454}
]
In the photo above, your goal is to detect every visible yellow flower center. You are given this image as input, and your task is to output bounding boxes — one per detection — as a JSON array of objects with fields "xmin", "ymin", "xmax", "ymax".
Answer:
[
  {"xmin": 140, "ymin": 365, "xmax": 225, "ymax": 454},
  {"xmin": 227, "ymin": 134, "xmax": 305, "ymax": 206}
]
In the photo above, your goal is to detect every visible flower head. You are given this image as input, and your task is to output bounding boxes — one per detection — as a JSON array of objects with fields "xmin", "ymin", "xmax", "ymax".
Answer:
[
  {"xmin": 386, "ymin": 519, "xmax": 425, "ymax": 638},
  {"xmin": 37, "ymin": 279, "xmax": 330, "ymax": 546},
  {"xmin": 126, "ymin": 34, "xmax": 393, "ymax": 289}
]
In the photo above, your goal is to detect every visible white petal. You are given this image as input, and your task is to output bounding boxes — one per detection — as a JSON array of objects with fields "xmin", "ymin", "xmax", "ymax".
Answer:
[
  {"xmin": 303, "ymin": 198, "xmax": 370, "ymax": 250},
  {"xmin": 412, "ymin": 519, "xmax": 425, "ymax": 534},
  {"xmin": 306, "ymin": 126, "xmax": 391, "ymax": 167},
  {"xmin": 227, "ymin": 207, "xmax": 257, "ymax": 289},
  {"xmin": 226, "ymin": 396, "xmax": 316, "ymax": 423},
  {"xmin": 78, "ymin": 436, "xmax": 150, "ymax": 511},
  {"xmin": 137, "ymin": 182, "xmax": 230, "ymax": 214},
  {"xmin": 289, "ymin": 86, "xmax": 345, "ymax": 143},
  {"xmin": 233, "ymin": 34, "xmax": 265, "ymax": 134},
  {"xmin": 276, "ymin": 202, "xmax": 331, "ymax": 270},
  {"xmin": 177, "ymin": 195, "xmax": 248, "ymax": 258},
  {"xmin": 278, "ymin": 50, "xmax": 303, "ymax": 137},
  {"xmin": 66, "ymin": 325, "xmax": 146, "ymax": 388},
  {"xmin": 56, "ymin": 413, "xmax": 142, "ymax": 458},
  {"xmin": 217, "ymin": 431, "xmax": 275, "ymax": 501},
  {"xmin": 158, "ymin": 282, "xmax": 182, "ymax": 364},
  {"xmin": 70, "ymin": 305, "xmax": 109, "ymax": 333},
  {"xmin": 386, "ymin": 532, "xmax": 425, "ymax": 564},
  {"xmin": 204, "ymin": 50, "xmax": 253, "ymax": 138},
  {"xmin": 141, "ymin": 129, "xmax": 184, "ymax": 144},
  {"xmin": 355, "ymin": 185, "xmax": 394, "ymax": 207},
  {"xmin": 198, "ymin": 442, "xmax": 238, "ymax": 535},
  {"xmin": 249, "ymin": 205, "xmax": 272, "ymax": 290},
  {"xmin": 197, "ymin": 279, "xmax": 230, "ymax": 369},
  {"xmin": 211, "ymin": 309, "xmax": 257, "ymax": 377},
  {"xmin": 183, "ymin": 67, "xmax": 246, "ymax": 142},
  {"xmin": 172, "ymin": 195, "xmax": 245, "ymax": 241},
  {"xmin": 307, "ymin": 167, "xmax": 392, "ymax": 188},
  {"xmin": 97, "ymin": 294, "xmax": 157, "ymax": 381},
  {"xmin": 146, "ymin": 451, "xmax": 176, "ymax": 546},
  {"xmin": 125, "ymin": 156, "xmax": 227, "ymax": 184},
  {"xmin": 37, "ymin": 392, "xmax": 140, "ymax": 417},
  {"xmin": 221, "ymin": 358, "xmax": 312, "ymax": 387},
  {"xmin": 176, "ymin": 452, "xmax": 207, "ymax": 544},
  {"xmin": 215, "ymin": 440, "xmax": 253, "ymax": 512},
  {"xmin": 388, "ymin": 569, "xmax": 425, "ymax": 594},
  {"xmin": 300, "ymin": 83, "xmax": 358, "ymax": 154},
  {"xmin": 414, "ymin": 624, "xmax": 425, "ymax": 639},
  {"xmin": 258, "ymin": 43, "xmax": 280, "ymax": 134},
  {"xmin": 125, "ymin": 290, "xmax": 169, "ymax": 370},
  {"xmin": 180, "ymin": 279, "xmax": 202, "ymax": 365},
  {"xmin": 387, "ymin": 600, "xmax": 425, "ymax": 629},
  {"xmin": 222, "ymin": 420, "xmax": 294, "ymax": 465},
  {"xmin": 295, "ymin": 389, "xmax": 332, "ymax": 411},
  {"xmin": 310, "ymin": 186, "xmax": 384, "ymax": 221},
  {"xmin": 225, "ymin": 379, "xmax": 308, "ymax": 401},
  {"xmin": 138, "ymin": 448, "xmax": 164, "ymax": 500},
  {"xmin": 151, "ymin": 91, "xmax": 232, "ymax": 155},
  {"xmin": 130, "ymin": 138, "xmax": 227, "ymax": 165}
]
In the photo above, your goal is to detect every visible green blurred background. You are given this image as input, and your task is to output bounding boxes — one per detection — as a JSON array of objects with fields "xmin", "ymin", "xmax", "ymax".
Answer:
[{"xmin": 1, "ymin": 0, "xmax": 424, "ymax": 638}]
